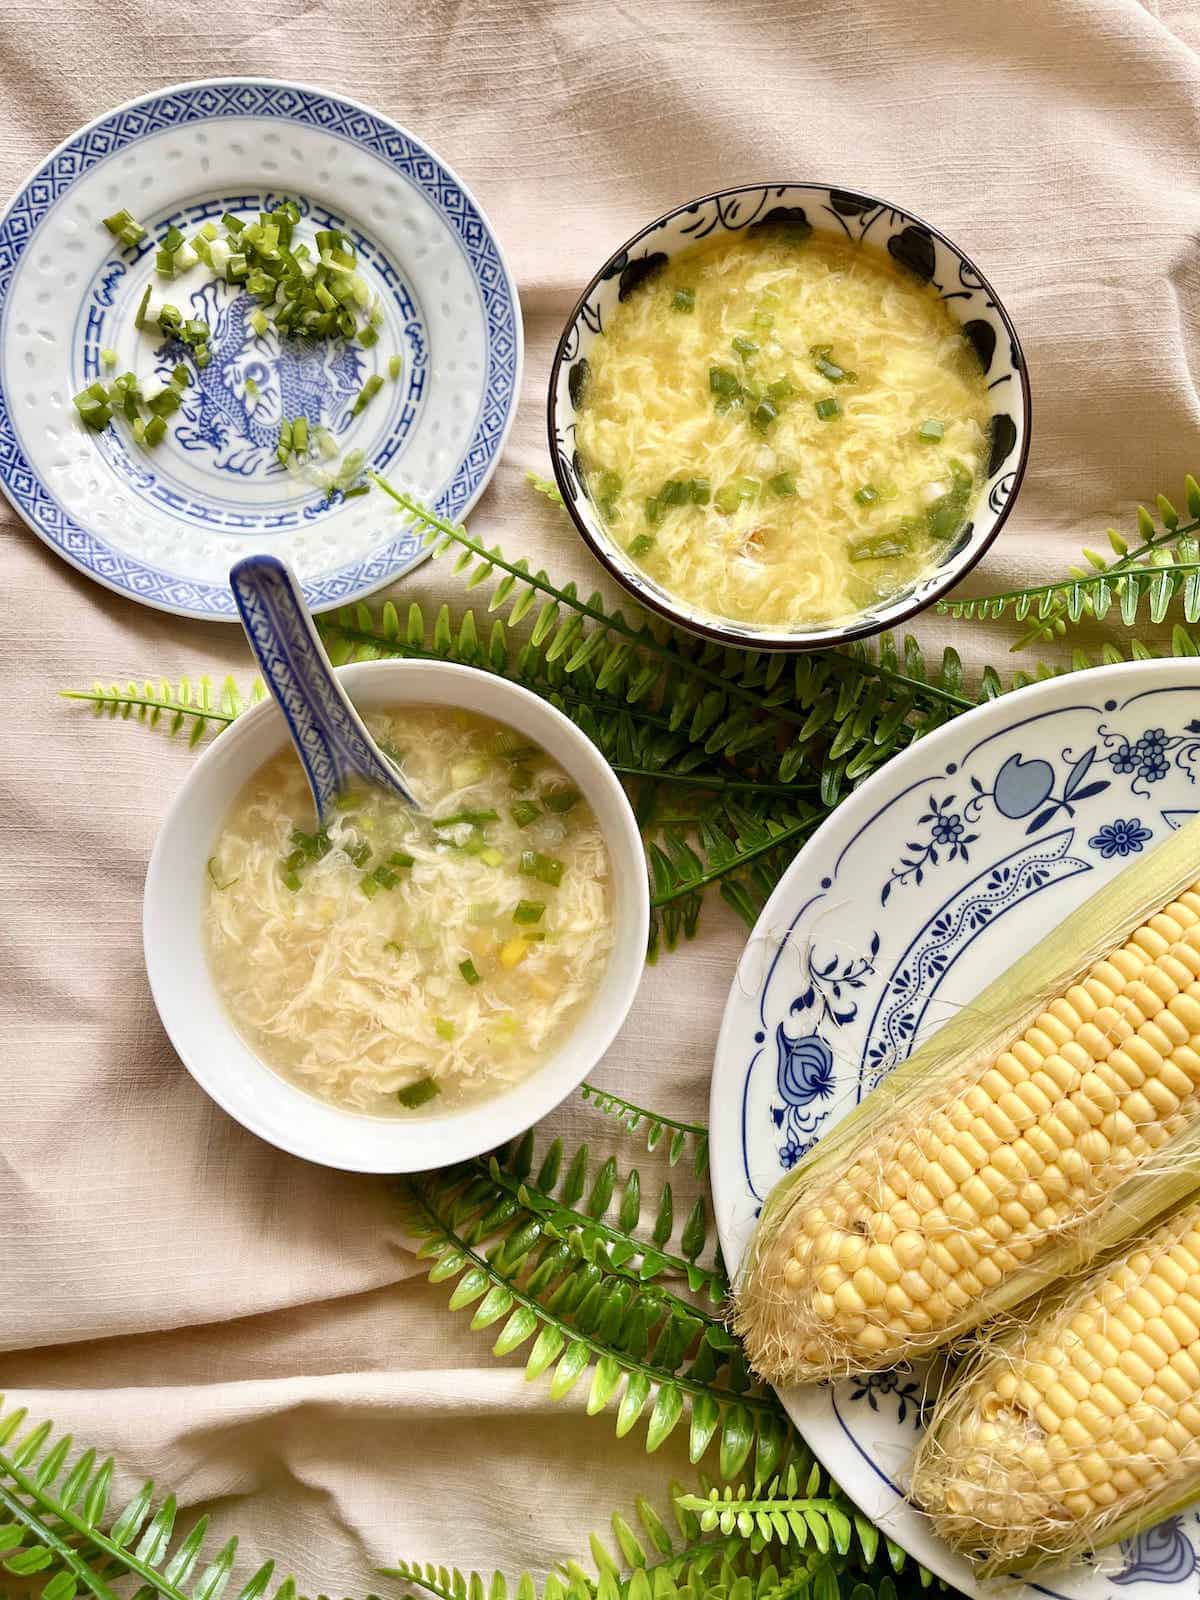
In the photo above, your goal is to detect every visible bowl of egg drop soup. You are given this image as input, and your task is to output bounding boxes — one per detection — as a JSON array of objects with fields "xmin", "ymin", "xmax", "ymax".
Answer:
[
  {"xmin": 549, "ymin": 183, "xmax": 1030, "ymax": 650},
  {"xmin": 143, "ymin": 658, "xmax": 649, "ymax": 1171}
]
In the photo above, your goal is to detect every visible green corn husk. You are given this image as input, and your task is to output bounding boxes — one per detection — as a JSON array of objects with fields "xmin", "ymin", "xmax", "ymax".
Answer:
[
  {"xmin": 911, "ymin": 1190, "xmax": 1200, "ymax": 1575},
  {"xmin": 734, "ymin": 811, "xmax": 1200, "ymax": 1385}
]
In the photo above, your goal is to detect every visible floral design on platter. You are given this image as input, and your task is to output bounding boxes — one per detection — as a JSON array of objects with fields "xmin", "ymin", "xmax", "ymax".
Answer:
[
  {"xmin": 1088, "ymin": 817, "xmax": 1153, "ymax": 859},
  {"xmin": 154, "ymin": 280, "xmax": 365, "ymax": 478},
  {"xmin": 847, "ymin": 1366, "xmax": 928, "ymax": 1429},
  {"xmin": 881, "ymin": 794, "xmax": 978, "ymax": 903},
  {"xmin": 772, "ymin": 936, "xmax": 878, "ymax": 1167},
  {"xmin": 1112, "ymin": 1515, "xmax": 1200, "ymax": 1585},
  {"xmin": 1093, "ymin": 721, "xmax": 1200, "ymax": 796},
  {"xmin": 965, "ymin": 748, "xmax": 1110, "ymax": 836},
  {"xmin": 862, "ymin": 832, "xmax": 1090, "ymax": 1093}
]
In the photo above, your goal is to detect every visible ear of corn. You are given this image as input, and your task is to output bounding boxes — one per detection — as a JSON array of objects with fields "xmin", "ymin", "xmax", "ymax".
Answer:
[
  {"xmin": 911, "ymin": 1192, "xmax": 1200, "ymax": 1575},
  {"xmin": 735, "ymin": 814, "xmax": 1200, "ymax": 1384}
]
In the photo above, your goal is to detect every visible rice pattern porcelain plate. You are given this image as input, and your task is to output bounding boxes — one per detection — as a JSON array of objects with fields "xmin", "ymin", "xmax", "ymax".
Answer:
[
  {"xmin": 710, "ymin": 658, "xmax": 1200, "ymax": 1600},
  {"xmin": 0, "ymin": 78, "xmax": 521, "ymax": 618}
]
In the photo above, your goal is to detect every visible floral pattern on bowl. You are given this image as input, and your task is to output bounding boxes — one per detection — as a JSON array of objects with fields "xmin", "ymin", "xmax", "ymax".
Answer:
[{"xmin": 548, "ymin": 183, "xmax": 1031, "ymax": 652}]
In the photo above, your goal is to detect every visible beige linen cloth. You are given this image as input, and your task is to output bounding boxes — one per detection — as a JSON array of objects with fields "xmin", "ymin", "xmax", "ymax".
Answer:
[{"xmin": 3, "ymin": 0, "xmax": 1200, "ymax": 1589}]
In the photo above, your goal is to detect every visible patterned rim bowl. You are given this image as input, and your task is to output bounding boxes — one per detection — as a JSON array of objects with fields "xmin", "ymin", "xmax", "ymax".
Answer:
[
  {"xmin": 143, "ymin": 659, "xmax": 649, "ymax": 1173},
  {"xmin": 547, "ymin": 183, "xmax": 1032, "ymax": 653}
]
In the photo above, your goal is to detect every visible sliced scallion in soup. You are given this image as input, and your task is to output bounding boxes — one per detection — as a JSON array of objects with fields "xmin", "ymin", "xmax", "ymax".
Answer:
[
  {"xmin": 204, "ymin": 708, "xmax": 614, "ymax": 1116},
  {"xmin": 574, "ymin": 226, "xmax": 992, "ymax": 627}
]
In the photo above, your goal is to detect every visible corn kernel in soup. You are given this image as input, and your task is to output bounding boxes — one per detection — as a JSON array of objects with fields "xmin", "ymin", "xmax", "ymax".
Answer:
[
  {"xmin": 204, "ymin": 708, "xmax": 614, "ymax": 1116},
  {"xmin": 574, "ymin": 226, "xmax": 992, "ymax": 628}
]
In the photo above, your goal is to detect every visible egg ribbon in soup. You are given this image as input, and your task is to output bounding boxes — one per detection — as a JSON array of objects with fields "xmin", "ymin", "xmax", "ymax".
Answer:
[
  {"xmin": 205, "ymin": 708, "xmax": 614, "ymax": 1115},
  {"xmin": 574, "ymin": 222, "xmax": 992, "ymax": 629}
]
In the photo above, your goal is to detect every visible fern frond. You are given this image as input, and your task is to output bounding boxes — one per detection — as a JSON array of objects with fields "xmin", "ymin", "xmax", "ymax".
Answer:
[
  {"xmin": 939, "ymin": 476, "xmax": 1200, "ymax": 645},
  {"xmin": 674, "ymin": 1463, "xmax": 938, "ymax": 1589},
  {"xmin": 0, "ymin": 1398, "xmax": 297, "ymax": 1600},
  {"xmin": 486, "ymin": 1129, "xmax": 724, "ymax": 1303},
  {"xmin": 579, "ymin": 1085, "xmax": 709, "ymax": 1176},
  {"xmin": 527, "ymin": 471, "xmax": 565, "ymax": 507},
  {"xmin": 59, "ymin": 677, "xmax": 265, "ymax": 747},
  {"xmin": 401, "ymin": 1168, "xmax": 790, "ymax": 1482}
]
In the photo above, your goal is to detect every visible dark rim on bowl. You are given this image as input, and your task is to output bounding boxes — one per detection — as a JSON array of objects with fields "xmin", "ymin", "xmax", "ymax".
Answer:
[{"xmin": 546, "ymin": 181, "xmax": 1033, "ymax": 653}]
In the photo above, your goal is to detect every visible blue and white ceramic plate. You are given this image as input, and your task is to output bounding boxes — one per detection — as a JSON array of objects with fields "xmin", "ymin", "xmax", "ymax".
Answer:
[
  {"xmin": 0, "ymin": 79, "xmax": 522, "ymax": 618},
  {"xmin": 711, "ymin": 658, "xmax": 1200, "ymax": 1600}
]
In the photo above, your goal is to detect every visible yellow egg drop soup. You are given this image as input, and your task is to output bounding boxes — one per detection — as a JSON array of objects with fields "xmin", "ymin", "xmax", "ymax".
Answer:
[
  {"xmin": 204, "ymin": 707, "xmax": 614, "ymax": 1117},
  {"xmin": 574, "ymin": 224, "xmax": 992, "ymax": 629}
]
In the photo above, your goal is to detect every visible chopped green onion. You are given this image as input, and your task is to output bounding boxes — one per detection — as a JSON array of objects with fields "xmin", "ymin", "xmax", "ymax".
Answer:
[
  {"xmin": 432, "ymin": 807, "xmax": 499, "ymax": 829},
  {"xmin": 750, "ymin": 398, "xmax": 778, "ymax": 433},
  {"xmin": 387, "ymin": 850, "xmax": 415, "ymax": 868},
  {"xmin": 459, "ymin": 958, "xmax": 482, "ymax": 986},
  {"xmin": 628, "ymin": 534, "xmax": 655, "ymax": 559},
  {"xmin": 143, "ymin": 415, "xmax": 167, "ymax": 446},
  {"xmin": 388, "ymin": 354, "xmax": 403, "ymax": 380},
  {"xmin": 520, "ymin": 850, "xmax": 564, "ymax": 887},
  {"xmin": 732, "ymin": 334, "xmax": 758, "ymax": 359},
  {"xmin": 346, "ymin": 840, "xmax": 372, "ymax": 867},
  {"xmin": 768, "ymin": 472, "xmax": 797, "ymax": 497},
  {"xmin": 644, "ymin": 497, "xmax": 663, "ymax": 527},
  {"xmin": 510, "ymin": 801, "xmax": 540, "ymax": 829},
  {"xmin": 171, "ymin": 363, "xmax": 189, "ymax": 387},
  {"xmin": 200, "ymin": 220, "xmax": 219, "ymax": 242},
  {"xmin": 281, "ymin": 866, "xmax": 302, "ymax": 892},
  {"xmin": 250, "ymin": 308, "xmax": 270, "ymax": 338},
  {"xmin": 434, "ymin": 1018, "xmax": 456, "ymax": 1041},
  {"xmin": 509, "ymin": 766, "xmax": 534, "ymax": 791},
  {"xmin": 660, "ymin": 478, "xmax": 687, "ymax": 506},
  {"xmin": 814, "ymin": 397, "xmax": 841, "ymax": 420},
  {"xmin": 133, "ymin": 285, "xmax": 153, "ymax": 329},
  {"xmin": 102, "ymin": 209, "xmax": 147, "ymax": 249},
  {"xmin": 513, "ymin": 899, "xmax": 546, "ymax": 924},
  {"xmin": 358, "ymin": 873, "xmax": 380, "ymax": 898},
  {"xmin": 372, "ymin": 864, "xmax": 400, "ymax": 889},
  {"xmin": 292, "ymin": 416, "xmax": 308, "ymax": 452},
  {"xmin": 147, "ymin": 388, "xmax": 181, "ymax": 418},
  {"xmin": 814, "ymin": 354, "xmax": 848, "ymax": 382},
  {"xmin": 849, "ymin": 532, "xmax": 911, "ymax": 563},
  {"xmin": 709, "ymin": 365, "xmax": 740, "ymax": 398},
  {"xmin": 855, "ymin": 484, "xmax": 880, "ymax": 506},
  {"xmin": 688, "ymin": 477, "xmax": 711, "ymax": 504},
  {"xmin": 918, "ymin": 418, "xmax": 945, "ymax": 441},
  {"xmin": 221, "ymin": 212, "xmax": 245, "ymax": 234},
  {"xmin": 357, "ymin": 325, "xmax": 379, "ymax": 349},
  {"xmin": 342, "ymin": 484, "xmax": 370, "ymax": 499},
  {"xmin": 479, "ymin": 846, "xmax": 504, "ymax": 868},
  {"xmin": 100, "ymin": 347, "xmax": 118, "ymax": 368},
  {"xmin": 207, "ymin": 857, "xmax": 238, "ymax": 891},
  {"xmin": 397, "ymin": 1075, "xmax": 439, "ymax": 1107},
  {"xmin": 714, "ymin": 483, "xmax": 741, "ymax": 515},
  {"xmin": 672, "ymin": 288, "xmax": 695, "ymax": 312},
  {"xmin": 245, "ymin": 376, "xmax": 259, "ymax": 398},
  {"xmin": 73, "ymin": 388, "xmax": 111, "ymax": 429},
  {"xmin": 767, "ymin": 377, "xmax": 796, "ymax": 402},
  {"xmin": 543, "ymin": 787, "xmax": 580, "ymax": 814},
  {"xmin": 350, "ymin": 374, "xmax": 384, "ymax": 416},
  {"xmin": 278, "ymin": 418, "xmax": 293, "ymax": 453}
]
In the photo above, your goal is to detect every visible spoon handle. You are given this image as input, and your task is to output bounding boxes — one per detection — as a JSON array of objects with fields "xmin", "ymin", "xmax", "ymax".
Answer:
[{"xmin": 229, "ymin": 554, "xmax": 416, "ymax": 825}]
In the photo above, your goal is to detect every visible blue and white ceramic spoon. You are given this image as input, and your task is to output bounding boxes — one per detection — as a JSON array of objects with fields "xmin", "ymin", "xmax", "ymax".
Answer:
[{"xmin": 229, "ymin": 554, "xmax": 418, "ymax": 827}]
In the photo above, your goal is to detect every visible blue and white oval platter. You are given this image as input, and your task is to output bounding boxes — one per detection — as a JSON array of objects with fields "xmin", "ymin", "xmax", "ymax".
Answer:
[
  {"xmin": 0, "ymin": 79, "xmax": 522, "ymax": 618},
  {"xmin": 710, "ymin": 658, "xmax": 1200, "ymax": 1600}
]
